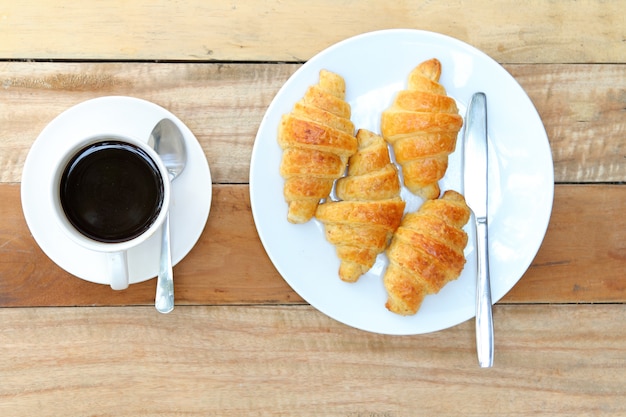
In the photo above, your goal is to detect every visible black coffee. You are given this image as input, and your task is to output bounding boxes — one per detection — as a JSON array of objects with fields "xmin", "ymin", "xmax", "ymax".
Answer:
[{"xmin": 60, "ymin": 140, "xmax": 165, "ymax": 243}]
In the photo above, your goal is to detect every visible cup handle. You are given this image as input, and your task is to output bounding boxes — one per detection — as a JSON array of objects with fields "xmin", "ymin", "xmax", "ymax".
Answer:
[{"xmin": 108, "ymin": 251, "xmax": 130, "ymax": 290}]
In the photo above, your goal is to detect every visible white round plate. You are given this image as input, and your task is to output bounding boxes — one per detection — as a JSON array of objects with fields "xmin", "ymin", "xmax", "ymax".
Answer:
[
  {"xmin": 250, "ymin": 29, "xmax": 553, "ymax": 335},
  {"xmin": 22, "ymin": 96, "xmax": 212, "ymax": 286}
]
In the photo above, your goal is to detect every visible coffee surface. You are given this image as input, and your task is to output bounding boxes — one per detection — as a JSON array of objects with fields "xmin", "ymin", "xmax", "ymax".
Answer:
[{"xmin": 60, "ymin": 141, "xmax": 164, "ymax": 243}]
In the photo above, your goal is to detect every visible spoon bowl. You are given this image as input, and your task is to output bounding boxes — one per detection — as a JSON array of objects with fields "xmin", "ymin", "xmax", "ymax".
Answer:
[{"xmin": 148, "ymin": 118, "xmax": 188, "ymax": 313}]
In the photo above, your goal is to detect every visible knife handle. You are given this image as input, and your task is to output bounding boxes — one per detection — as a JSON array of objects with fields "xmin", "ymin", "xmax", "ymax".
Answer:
[{"xmin": 475, "ymin": 217, "xmax": 494, "ymax": 367}]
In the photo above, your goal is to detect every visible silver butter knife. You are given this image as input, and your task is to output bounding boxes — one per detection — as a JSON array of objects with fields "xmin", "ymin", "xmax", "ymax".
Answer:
[{"xmin": 463, "ymin": 92, "xmax": 494, "ymax": 367}]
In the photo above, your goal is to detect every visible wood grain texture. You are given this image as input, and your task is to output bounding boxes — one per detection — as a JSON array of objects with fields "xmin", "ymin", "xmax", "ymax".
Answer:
[
  {"xmin": 0, "ymin": 304, "xmax": 624, "ymax": 416},
  {"xmin": 0, "ymin": 183, "xmax": 299, "ymax": 307},
  {"xmin": 1, "ymin": 3, "xmax": 624, "ymax": 415},
  {"xmin": 0, "ymin": 61, "xmax": 296, "ymax": 184},
  {"xmin": 1, "ymin": 183, "xmax": 624, "ymax": 307},
  {"xmin": 1, "ymin": 62, "xmax": 625, "ymax": 184},
  {"xmin": 504, "ymin": 184, "xmax": 626, "ymax": 303},
  {"xmin": 508, "ymin": 64, "xmax": 626, "ymax": 183},
  {"xmin": 1, "ymin": 1, "xmax": 625, "ymax": 63}
]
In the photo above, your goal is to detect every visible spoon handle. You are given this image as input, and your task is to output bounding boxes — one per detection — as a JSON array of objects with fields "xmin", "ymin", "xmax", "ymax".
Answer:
[{"xmin": 155, "ymin": 211, "xmax": 174, "ymax": 314}]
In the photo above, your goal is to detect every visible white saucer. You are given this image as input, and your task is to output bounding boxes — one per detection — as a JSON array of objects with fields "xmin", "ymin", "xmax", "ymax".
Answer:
[{"xmin": 21, "ymin": 96, "xmax": 212, "ymax": 286}]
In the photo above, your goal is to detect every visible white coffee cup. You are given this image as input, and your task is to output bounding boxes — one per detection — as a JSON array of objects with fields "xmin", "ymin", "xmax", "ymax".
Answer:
[{"xmin": 50, "ymin": 134, "xmax": 170, "ymax": 290}]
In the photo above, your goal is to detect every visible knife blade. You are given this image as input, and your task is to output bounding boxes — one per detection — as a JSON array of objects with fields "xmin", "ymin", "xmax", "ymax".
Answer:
[{"xmin": 463, "ymin": 92, "xmax": 494, "ymax": 368}]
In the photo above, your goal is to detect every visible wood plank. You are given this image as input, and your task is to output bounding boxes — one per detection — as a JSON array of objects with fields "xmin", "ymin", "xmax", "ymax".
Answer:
[
  {"xmin": 0, "ymin": 61, "xmax": 297, "ymax": 184},
  {"xmin": 1, "ymin": 1, "xmax": 624, "ymax": 63},
  {"xmin": 0, "ymin": 183, "xmax": 300, "ymax": 307},
  {"xmin": 1, "ymin": 183, "xmax": 625, "ymax": 307},
  {"xmin": 0, "ymin": 304, "xmax": 624, "ymax": 416},
  {"xmin": 505, "ymin": 184, "xmax": 626, "ymax": 303},
  {"xmin": 1, "ymin": 62, "xmax": 625, "ymax": 184},
  {"xmin": 509, "ymin": 64, "xmax": 626, "ymax": 183}
]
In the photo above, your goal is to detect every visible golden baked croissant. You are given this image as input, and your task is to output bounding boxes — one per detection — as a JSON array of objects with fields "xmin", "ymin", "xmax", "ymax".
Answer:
[
  {"xmin": 381, "ymin": 58, "xmax": 463, "ymax": 200},
  {"xmin": 315, "ymin": 129, "xmax": 405, "ymax": 282},
  {"xmin": 278, "ymin": 70, "xmax": 358, "ymax": 223},
  {"xmin": 383, "ymin": 190, "xmax": 470, "ymax": 315}
]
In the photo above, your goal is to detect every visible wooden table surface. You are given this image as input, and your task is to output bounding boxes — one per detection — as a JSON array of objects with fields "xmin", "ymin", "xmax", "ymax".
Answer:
[{"xmin": 1, "ymin": 1, "xmax": 625, "ymax": 416}]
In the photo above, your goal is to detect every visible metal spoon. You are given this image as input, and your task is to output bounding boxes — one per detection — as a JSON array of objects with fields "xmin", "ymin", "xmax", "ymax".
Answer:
[{"xmin": 148, "ymin": 118, "xmax": 187, "ymax": 314}]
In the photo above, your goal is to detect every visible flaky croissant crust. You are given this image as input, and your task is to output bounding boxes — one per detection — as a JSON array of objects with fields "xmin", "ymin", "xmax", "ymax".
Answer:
[
  {"xmin": 278, "ymin": 70, "xmax": 357, "ymax": 223},
  {"xmin": 383, "ymin": 190, "xmax": 470, "ymax": 315},
  {"xmin": 381, "ymin": 58, "xmax": 463, "ymax": 200},
  {"xmin": 315, "ymin": 129, "xmax": 405, "ymax": 282}
]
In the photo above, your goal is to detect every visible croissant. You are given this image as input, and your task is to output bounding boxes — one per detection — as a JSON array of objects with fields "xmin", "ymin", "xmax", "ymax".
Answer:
[
  {"xmin": 381, "ymin": 58, "xmax": 463, "ymax": 200},
  {"xmin": 383, "ymin": 190, "xmax": 470, "ymax": 315},
  {"xmin": 315, "ymin": 129, "xmax": 405, "ymax": 282},
  {"xmin": 278, "ymin": 70, "xmax": 358, "ymax": 223}
]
